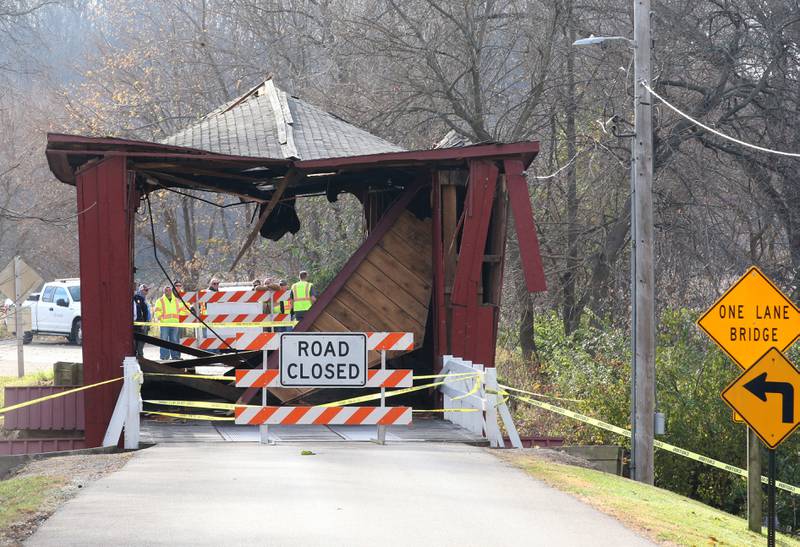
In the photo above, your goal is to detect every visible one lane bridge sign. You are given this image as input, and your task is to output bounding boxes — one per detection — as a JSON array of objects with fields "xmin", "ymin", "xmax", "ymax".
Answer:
[
  {"xmin": 697, "ymin": 267, "xmax": 800, "ymax": 369},
  {"xmin": 722, "ymin": 347, "xmax": 800, "ymax": 449},
  {"xmin": 279, "ymin": 332, "xmax": 367, "ymax": 388}
]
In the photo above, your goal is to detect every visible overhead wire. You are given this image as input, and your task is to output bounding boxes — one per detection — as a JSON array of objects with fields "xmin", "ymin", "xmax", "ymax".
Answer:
[
  {"xmin": 143, "ymin": 192, "xmax": 240, "ymax": 354},
  {"xmin": 643, "ymin": 81, "xmax": 800, "ymax": 159}
]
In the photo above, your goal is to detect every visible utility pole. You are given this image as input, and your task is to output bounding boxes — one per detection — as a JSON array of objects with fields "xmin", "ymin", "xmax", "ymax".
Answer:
[{"xmin": 631, "ymin": 0, "xmax": 655, "ymax": 484}]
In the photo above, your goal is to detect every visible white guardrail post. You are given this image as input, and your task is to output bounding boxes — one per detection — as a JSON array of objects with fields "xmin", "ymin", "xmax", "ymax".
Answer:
[
  {"xmin": 439, "ymin": 355, "xmax": 522, "ymax": 448},
  {"xmin": 103, "ymin": 356, "xmax": 142, "ymax": 449},
  {"xmin": 123, "ymin": 356, "xmax": 142, "ymax": 449}
]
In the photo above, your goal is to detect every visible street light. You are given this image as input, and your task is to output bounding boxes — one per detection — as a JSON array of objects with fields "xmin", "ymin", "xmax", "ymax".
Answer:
[
  {"xmin": 573, "ymin": 6, "xmax": 655, "ymax": 487},
  {"xmin": 572, "ymin": 35, "xmax": 634, "ymax": 47}
]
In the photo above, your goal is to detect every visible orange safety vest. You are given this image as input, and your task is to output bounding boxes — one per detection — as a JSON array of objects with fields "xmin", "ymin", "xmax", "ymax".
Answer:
[
  {"xmin": 177, "ymin": 292, "xmax": 190, "ymax": 317},
  {"xmin": 291, "ymin": 281, "xmax": 313, "ymax": 312},
  {"xmin": 155, "ymin": 295, "xmax": 180, "ymax": 324}
]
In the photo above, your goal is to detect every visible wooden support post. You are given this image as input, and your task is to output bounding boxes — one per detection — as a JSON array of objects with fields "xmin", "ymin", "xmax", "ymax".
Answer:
[
  {"xmin": 632, "ymin": 0, "xmax": 656, "ymax": 485},
  {"xmin": 77, "ymin": 156, "xmax": 136, "ymax": 447},
  {"xmin": 432, "ymin": 171, "xmax": 447, "ymax": 364}
]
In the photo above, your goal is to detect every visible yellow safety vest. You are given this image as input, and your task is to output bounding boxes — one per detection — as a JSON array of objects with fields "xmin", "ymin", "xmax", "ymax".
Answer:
[
  {"xmin": 273, "ymin": 300, "xmax": 291, "ymax": 314},
  {"xmin": 291, "ymin": 281, "xmax": 313, "ymax": 312},
  {"xmin": 155, "ymin": 295, "xmax": 180, "ymax": 324}
]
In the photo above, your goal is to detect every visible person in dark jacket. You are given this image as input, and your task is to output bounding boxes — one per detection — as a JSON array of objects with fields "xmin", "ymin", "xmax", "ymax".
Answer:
[{"xmin": 133, "ymin": 284, "xmax": 151, "ymax": 357}]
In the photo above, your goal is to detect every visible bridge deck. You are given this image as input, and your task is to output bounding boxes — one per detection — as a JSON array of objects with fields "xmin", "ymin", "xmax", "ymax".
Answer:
[{"xmin": 140, "ymin": 416, "xmax": 487, "ymax": 445}]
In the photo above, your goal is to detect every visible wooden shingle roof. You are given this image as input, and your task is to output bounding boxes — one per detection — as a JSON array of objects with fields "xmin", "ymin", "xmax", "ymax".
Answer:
[{"xmin": 161, "ymin": 78, "xmax": 404, "ymax": 160}]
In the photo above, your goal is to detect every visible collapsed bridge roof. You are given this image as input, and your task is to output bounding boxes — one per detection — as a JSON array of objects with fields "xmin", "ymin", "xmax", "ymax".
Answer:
[
  {"xmin": 45, "ymin": 77, "xmax": 538, "ymax": 241},
  {"xmin": 161, "ymin": 77, "xmax": 404, "ymax": 160}
]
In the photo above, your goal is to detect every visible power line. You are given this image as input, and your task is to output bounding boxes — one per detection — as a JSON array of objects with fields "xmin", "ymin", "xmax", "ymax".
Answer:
[
  {"xmin": 144, "ymin": 193, "xmax": 238, "ymax": 353},
  {"xmin": 643, "ymin": 81, "xmax": 800, "ymax": 159},
  {"xmin": 531, "ymin": 149, "xmax": 585, "ymax": 180}
]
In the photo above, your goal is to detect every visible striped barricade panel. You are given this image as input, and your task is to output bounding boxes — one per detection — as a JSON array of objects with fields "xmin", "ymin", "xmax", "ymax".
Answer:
[
  {"xmin": 366, "ymin": 332, "xmax": 414, "ymax": 351},
  {"xmin": 180, "ymin": 331, "xmax": 280, "ymax": 351},
  {"xmin": 236, "ymin": 369, "xmax": 413, "ymax": 388},
  {"xmin": 182, "ymin": 290, "xmax": 273, "ymax": 305},
  {"xmin": 235, "ymin": 405, "xmax": 412, "ymax": 425},
  {"xmin": 269, "ymin": 313, "xmax": 291, "ymax": 322},
  {"xmin": 179, "ymin": 313, "xmax": 272, "ymax": 324}
]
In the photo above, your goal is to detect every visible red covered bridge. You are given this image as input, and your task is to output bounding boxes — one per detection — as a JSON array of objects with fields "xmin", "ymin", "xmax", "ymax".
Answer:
[{"xmin": 45, "ymin": 78, "xmax": 546, "ymax": 446}]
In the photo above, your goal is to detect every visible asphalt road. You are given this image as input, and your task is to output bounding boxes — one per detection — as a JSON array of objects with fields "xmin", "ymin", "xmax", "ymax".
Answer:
[
  {"xmin": 0, "ymin": 337, "xmax": 160, "ymax": 377},
  {"xmin": 26, "ymin": 443, "xmax": 653, "ymax": 546}
]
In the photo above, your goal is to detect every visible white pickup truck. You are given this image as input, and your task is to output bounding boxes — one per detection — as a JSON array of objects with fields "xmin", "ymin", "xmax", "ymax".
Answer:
[{"xmin": 24, "ymin": 278, "xmax": 82, "ymax": 345}]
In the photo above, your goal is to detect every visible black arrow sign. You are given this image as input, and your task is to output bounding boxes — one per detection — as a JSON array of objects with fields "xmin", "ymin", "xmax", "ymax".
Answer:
[{"xmin": 744, "ymin": 372, "xmax": 795, "ymax": 423}]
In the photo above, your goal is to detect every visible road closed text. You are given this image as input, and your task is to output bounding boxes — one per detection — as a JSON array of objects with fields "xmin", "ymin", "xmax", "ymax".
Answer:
[{"xmin": 280, "ymin": 333, "xmax": 367, "ymax": 387}]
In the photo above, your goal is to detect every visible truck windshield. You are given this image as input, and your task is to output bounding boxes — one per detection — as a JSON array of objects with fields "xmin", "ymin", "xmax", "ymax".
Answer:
[{"xmin": 68, "ymin": 286, "xmax": 80, "ymax": 302}]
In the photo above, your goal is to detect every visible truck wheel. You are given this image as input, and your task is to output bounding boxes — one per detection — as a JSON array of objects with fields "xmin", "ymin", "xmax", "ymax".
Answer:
[
  {"xmin": 23, "ymin": 331, "xmax": 33, "ymax": 344},
  {"xmin": 70, "ymin": 318, "xmax": 82, "ymax": 346}
]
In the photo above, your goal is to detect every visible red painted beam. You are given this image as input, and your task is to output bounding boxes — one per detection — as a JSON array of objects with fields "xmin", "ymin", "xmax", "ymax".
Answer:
[
  {"xmin": 76, "ymin": 156, "xmax": 136, "ymax": 447},
  {"xmin": 505, "ymin": 159, "xmax": 547, "ymax": 293},
  {"xmin": 431, "ymin": 171, "xmax": 447, "ymax": 367},
  {"xmin": 451, "ymin": 160, "xmax": 499, "ymax": 306}
]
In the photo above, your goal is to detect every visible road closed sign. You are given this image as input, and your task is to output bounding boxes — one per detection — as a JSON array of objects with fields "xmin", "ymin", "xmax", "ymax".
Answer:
[
  {"xmin": 697, "ymin": 267, "xmax": 800, "ymax": 369},
  {"xmin": 280, "ymin": 332, "xmax": 367, "ymax": 387}
]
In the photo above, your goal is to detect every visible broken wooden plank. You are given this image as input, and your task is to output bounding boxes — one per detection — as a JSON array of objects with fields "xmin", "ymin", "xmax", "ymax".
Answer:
[{"xmin": 138, "ymin": 357, "xmax": 242, "ymax": 401}]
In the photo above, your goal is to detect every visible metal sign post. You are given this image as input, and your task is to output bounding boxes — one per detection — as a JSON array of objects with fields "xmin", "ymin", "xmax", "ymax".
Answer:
[
  {"xmin": 260, "ymin": 349, "xmax": 270, "ymax": 445},
  {"xmin": 376, "ymin": 349, "xmax": 387, "ymax": 445},
  {"xmin": 13, "ymin": 256, "xmax": 23, "ymax": 377},
  {"xmin": 768, "ymin": 449, "xmax": 776, "ymax": 547}
]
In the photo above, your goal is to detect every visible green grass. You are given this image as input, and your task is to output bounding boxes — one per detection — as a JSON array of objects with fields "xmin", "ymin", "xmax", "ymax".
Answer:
[
  {"xmin": 0, "ymin": 475, "xmax": 65, "ymax": 530},
  {"xmin": 502, "ymin": 452, "xmax": 799, "ymax": 546}
]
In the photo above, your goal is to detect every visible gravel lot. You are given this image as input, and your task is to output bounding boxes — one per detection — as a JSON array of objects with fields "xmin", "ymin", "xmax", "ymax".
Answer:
[{"xmin": 0, "ymin": 337, "xmax": 159, "ymax": 378}]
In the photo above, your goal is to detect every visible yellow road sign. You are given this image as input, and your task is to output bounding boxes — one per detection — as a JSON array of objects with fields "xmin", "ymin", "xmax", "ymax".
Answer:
[
  {"xmin": 721, "ymin": 348, "xmax": 800, "ymax": 449},
  {"xmin": 697, "ymin": 267, "xmax": 800, "ymax": 369}
]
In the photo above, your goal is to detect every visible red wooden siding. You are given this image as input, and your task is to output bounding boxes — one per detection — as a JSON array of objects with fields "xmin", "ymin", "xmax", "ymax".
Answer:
[
  {"xmin": 3, "ymin": 386, "xmax": 85, "ymax": 430},
  {"xmin": 0, "ymin": 439, "xmax": 86, "ymax": 456}
]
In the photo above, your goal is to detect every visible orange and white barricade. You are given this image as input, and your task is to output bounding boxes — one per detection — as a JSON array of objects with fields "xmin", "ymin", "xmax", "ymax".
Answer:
[
  {"xmin": 235, "ymin": 405, "xmax": 412, "ymax": 426},
  {"xmin": 235, "ymin": 368, "xmax": 413, "ymax": 389},
  {"xmin": 236, "ymin": 331, "xmax": 414, "ymax": 443},
  {"xmin": 180, "ymin": 331, "xmax": 280, "ymax": 351}
]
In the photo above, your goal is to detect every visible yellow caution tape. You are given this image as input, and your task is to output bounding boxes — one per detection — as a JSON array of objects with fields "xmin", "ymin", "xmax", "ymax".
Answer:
[
  {"xmin": 499, "ymin": 384, "xmax": 584, "ymax": 403},
  {"xmin": 0, "ymin": 377, "xmax": 123, "ymax": 415},
  {"xmin": 412, "ymin": 372, "xmax": 481, "ymax": 380},
  {"xmin": 143, "ymin": 411, "xmax": 235, "ymax": 421},
  {"xmin": 452, "ymin": 375, "xmax": 481, "ymax": 401},
  {"xmin": 507, "ymin": 392, "xmax": 800, "ymax": 495},
  {"xmin": 134, "ymin": 321, "xmax": 297, "ymax": 328},
  {"xmin": 321, "ymin": 374, "xmax": 480, "ymax": 407},
  {"xmin": 144, "ymin": 399, "xmax": 248, "ymax": 411},
  {"xmin": 144, "ymin": 371, "xmax": 479, "ymax": 383},
  {"xmin": 145, "ymin": 373, "xmax": 236, "ymax": 381},
  {"xmin": 413, "ymin": 408, "xmax": 479, "ymax": 413}
]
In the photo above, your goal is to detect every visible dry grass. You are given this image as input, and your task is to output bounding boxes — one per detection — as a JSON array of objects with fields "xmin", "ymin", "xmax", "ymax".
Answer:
[{"xmin": 497, "ymin": 450, "xmax": 799, "ymax": 546}]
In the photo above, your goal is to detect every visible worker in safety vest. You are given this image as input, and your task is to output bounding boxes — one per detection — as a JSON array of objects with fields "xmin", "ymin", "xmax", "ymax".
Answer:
[
  {"xmin": 273, "ymin": 279, "xmax": 291, "ymax": 332},
  {"xmin": 174, "ymin": 281, "xmax": 192, "ymax": 338},
  {"xmin": 154, "ymin": 285, "xmax": 182, "ymax": 360},
  {"xmin": 290, "ymin": 271, "xmax": 316, "ymax": 327}
]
